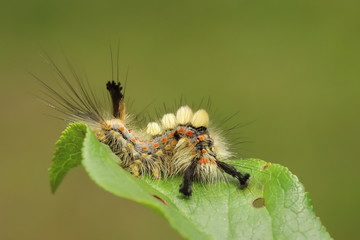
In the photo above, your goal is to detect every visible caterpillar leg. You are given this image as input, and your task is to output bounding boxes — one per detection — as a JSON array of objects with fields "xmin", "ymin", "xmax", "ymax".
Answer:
[
  {"xmin": 216, "ymin": 161, "xmax": 250, "ymax": 189},
  {"xmin": 179, "ymin": 160, "xmax": 197, "ymax": 196},
  {"xmin": 179, "ymin": 160, "xmax": 250, "ymax": 196}
]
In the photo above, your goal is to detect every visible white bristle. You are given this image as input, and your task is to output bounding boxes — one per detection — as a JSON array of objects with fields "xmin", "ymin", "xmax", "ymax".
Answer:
[
  {"xmin": 146, "ymin": 122, "xmax": 162, "ymax": 136},
  {"xmin": 161, "ymin": 113, "xmax": 177, "ymax": 129},
  {"xmin": 191, "ymin": 109, "xmax": 209, "ymax": 128},
  {"xmin": 176, "ymin": 106, "xmax": 193, "ymax": 125}
]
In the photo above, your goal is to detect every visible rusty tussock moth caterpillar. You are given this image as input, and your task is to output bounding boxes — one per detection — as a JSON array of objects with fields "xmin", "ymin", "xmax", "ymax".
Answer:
[{"xmin": 35, "ymin": 53, "xmax": 250, "ymax": 197}]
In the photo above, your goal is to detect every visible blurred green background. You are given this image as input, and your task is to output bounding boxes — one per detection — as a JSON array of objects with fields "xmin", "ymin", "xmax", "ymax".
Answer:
[{"xmin": 1, "ymin": 0, "xmax": 359, "ymax": 239}]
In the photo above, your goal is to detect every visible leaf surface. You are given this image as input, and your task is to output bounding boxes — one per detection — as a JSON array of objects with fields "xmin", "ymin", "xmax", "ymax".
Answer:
[
  {"xmin": 49, "ymin": 123, "xmax": 86, "ymax": 193},
  {"xmin": 51, "ymin": 123, "xmax": 333, "ymax": 240}
]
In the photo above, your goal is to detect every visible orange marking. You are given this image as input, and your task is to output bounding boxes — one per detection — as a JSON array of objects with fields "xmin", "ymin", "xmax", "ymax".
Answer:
[
  {"xmin": 130, "ymin": 138, "xmax": 136, "ymax": 143},
  {"xmin": 119, "ymin": 126, "xmax": 125, "ymax": 131},
  {"xmin": 195, "ymin": 139, "xmax": 199, "ymax": 143},
  {"xmin": 186, "ymin": 130, "xmax": 194, "ymax": 136},
  {"xmin": 198, "ymin": 158, "xmax": 209, "ymax": 164},
  {"xmin": 148, "ymin": 139, "xmax": 153, "ymax": 142},
  {"xmin": 141, "ymin": 146, "xmax": 148, "ymax": 151},
  {"xmin": 161, "ymin": 137, "xmax": 168, "ymax": 143},
  {"xmin": 202, "ymin": 149, "xmax": 207, "ymax": 153},
  {"xmin": 178, "ymin": 128, "xmax": 186, "ymax": 134},
  {"xmin": 197, "ymin": 150, "xmax": 201, "ymax": 154},
  {"xmin": 198, "ymin": 135, "xmax": 205, "ymax": 141},
  {"xmin": 153, "ymin": 143, "xmax": 160, "ymax": 148},
  {"xmin": 169, "ymin": 132, "xmax": 175, "ymax": 138}
]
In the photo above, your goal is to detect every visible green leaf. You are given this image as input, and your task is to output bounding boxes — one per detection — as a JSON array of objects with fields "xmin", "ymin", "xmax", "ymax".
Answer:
[
  {"xmin": 51, "ymin": 124, "xmax": 333, "ymax": 240},
  {"xmin": 49, "ymin": 123, "xmax": 87, "ymax": 193}
]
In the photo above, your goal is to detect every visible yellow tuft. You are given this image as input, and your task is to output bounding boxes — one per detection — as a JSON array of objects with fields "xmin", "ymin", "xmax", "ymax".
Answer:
[
  {"xmin": 134, "ymin": 160, "xmax": 142, "ymax": 165},
  {"xmin": 156, "ymin": 150, "xmax": 163, "ymax": 156},
  {"xmin": 191, "ymin": 109, "xmax": 209, "ymax": 128},
  {"xmin": 176, "ymin": 106, "xmax": 193, "ymax": 125},
  {"xmin": 146, "ymin": 122, "xmax": 162, "ymax": 136},
  {"xmin": 161, "ymin": 113, "xmax": 177, "ymax": 129}
]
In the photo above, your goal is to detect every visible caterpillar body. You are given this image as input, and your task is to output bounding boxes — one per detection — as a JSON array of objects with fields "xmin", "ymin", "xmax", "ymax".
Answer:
[{"xmin": 37, "ymin": 58, "xmax": 250, "ymax": 197}]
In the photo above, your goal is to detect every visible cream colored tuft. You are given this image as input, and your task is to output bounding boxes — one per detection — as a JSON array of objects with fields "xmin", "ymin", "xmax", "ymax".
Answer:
[
  {"xmin": 208, "ymin": 127, "xmax": 234, "ymax": 160},
  {"xmin": 161, "ymin": 113, "xmax": 177, "ymax": 129},
  {"xmin": 191, "ymin": 109, "xmax": 209, "ymax": 128},
  {"xmin": 176, "ymin": 106, "xmax": 193, "ymax": 125},
  {"xmin": 146, "ymin": 122, "xmax": 162, "ymax": 136}
]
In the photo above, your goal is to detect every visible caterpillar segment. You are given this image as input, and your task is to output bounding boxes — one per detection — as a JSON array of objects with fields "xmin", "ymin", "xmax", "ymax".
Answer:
[
  {"xmin": 95, "ymin": 81, "xmax": 250, "ymax": 196},
  {"xmin": 35, "ymin": 56, "xmax": 250, "ymax": 196}
]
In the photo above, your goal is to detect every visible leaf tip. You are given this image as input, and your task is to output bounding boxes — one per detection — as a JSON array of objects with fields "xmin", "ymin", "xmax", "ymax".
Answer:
[{"xmin": 50, "ymin": 184, "xmax": 58, "ymax": 194}]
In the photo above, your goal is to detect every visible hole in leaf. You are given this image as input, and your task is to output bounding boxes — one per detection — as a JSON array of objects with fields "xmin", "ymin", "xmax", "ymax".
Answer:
[
  {"xmin": 252, "ymin": 197, "xmax": 265, "ymax": 208},
  {"xmin": 151, "ymin": 194, "xmax": 169, "ymax": 206}
]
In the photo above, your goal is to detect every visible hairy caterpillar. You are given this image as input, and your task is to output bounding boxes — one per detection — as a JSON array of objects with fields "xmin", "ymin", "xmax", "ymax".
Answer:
[{"xmin": 36, "ymin": 55, "xmax": 250, "ymax": 197}]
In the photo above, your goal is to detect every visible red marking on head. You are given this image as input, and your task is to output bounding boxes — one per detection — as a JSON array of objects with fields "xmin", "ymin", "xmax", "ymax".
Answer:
[
  {"xmin": 186, "ymin": 130, "xmax": 194, "ymax": 136},
  {"xmin": 141, "ymin": 146, "xmax": 148, "ymax": 151},
  {"xmin": 198, "ymin": 158, "xmax": 209, "ymax": 164},
  {"xmin": 178, "ymin": 128, "xmax": 186, "ymax": 134},
  {"xmin": 153, "ymin": 143, "xmax": 160, "ymax": 148},
  {"xmin": 161, "ymin": 137, "xmax": 168, "ymax": 143},
  {"xmin": 198, "ymin": 135, "xmax": 205, "ymax": 141}
]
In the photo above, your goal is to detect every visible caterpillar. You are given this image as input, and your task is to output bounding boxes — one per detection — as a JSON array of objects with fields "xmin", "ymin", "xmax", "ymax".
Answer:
[{"xmin": 36, "ymin": 55, "xmax": 250, "ymax": 197}]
